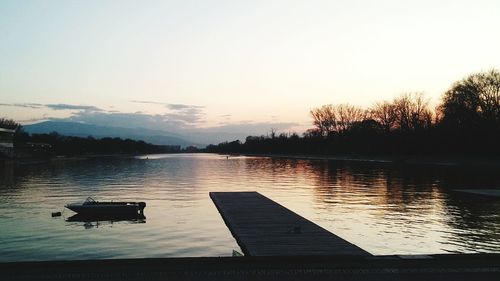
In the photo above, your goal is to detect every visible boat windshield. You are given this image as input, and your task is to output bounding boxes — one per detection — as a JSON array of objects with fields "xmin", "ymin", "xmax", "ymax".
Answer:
[{"xmin": 83, "ymin": 197, "xmax": 97, "ymax": 205}]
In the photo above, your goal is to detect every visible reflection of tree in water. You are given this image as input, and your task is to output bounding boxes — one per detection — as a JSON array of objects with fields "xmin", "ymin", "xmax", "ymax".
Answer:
[
  {"xmin": 245, "ymin": 157, "xmax": 307, "ymax": 180},
  {"xmin": 307, "ymin": 160, "xmax": 442, "ymax": 209},
  {"xmin": 304, "ymin": 160, "xmax": 500, "ymax": 252},
  {"xmin": 442, "ymin": 192, "xmax": 500, "ymax": 252},
  {"xmin": 0, "ymin": 161, "xmax": 53, "ymax": 195},
  {"xmin": 0, "ymin": 162, "xmax": 15, "ymax": 187}
]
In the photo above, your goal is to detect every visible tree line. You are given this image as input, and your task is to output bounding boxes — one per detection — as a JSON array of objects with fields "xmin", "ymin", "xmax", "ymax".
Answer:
[
  {"xmin": 206, "ymin": 69, "xmax": 500, "ymax": 157},
  {"xmin": 0, "ymin": 118, "xmax": 20, "ymax": 130},
  {"xmin": 0, "ymin": 122, "xmax": 182, "ymax": 157},
  {"xmin": 15, "ymin": 132, "xmax": 182, "ymax": 156}
]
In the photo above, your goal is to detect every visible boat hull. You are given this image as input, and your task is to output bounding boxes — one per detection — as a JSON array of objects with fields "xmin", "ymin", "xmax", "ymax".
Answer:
[
  {"xmin": 65, "ymin": 202, "xmax": 146, "ymax": 216},
  {"xmin": 66, "ymin": 213, "xmax": 146, "ymax": 222}
]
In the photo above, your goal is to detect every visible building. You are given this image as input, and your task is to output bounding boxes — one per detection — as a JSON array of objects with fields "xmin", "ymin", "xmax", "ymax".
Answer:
[{"xmin": 0, "ymin": 127, "xmax": 15, "ymax": 158}]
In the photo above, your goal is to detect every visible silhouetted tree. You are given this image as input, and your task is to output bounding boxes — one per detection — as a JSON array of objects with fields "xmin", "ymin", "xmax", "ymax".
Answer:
[
  {"xmin": 370, "ymin": 101, "xmax": 397, "ymax": 132},
  {"xmin": 0, "ymin": 118, "xmax": 20, "ymax": 130},
  {"xmin": 310, "ymin": 103, "xmax": 366, "ymax": 135},
  {"xmin": 334, "ymin": 104, "xmax": 367, "ymax": 133},
  {"xmin": 393, "ymin": 92, "xmax": 432, "ymax": 132},
  {"xmin": 440, "ymin": 69, "xmax": 500, "ymax": 129},
  {"xmin": 310, "ymin": 104, "xmax": 337, "ymax": 136},
  {"xmin": 13, "ymin": 132, "xmax": 180, "ymax": 156},
  {"xmin": 208, "ymin": 68, "xmax": 500, "ymax": 157}
]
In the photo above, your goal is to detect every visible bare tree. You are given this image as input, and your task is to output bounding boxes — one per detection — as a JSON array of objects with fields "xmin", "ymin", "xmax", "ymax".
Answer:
[
  {"xmin": 478, "ymin": 69, "xmax": 500, "ymax": 122},
  {"xmin": 393, "ymin": 93, "xmax": 432, "ymax": 131},
  {"xmin": 335, "ymin": 104, "xmax": 367, "ymax": 133},
  {"xmin": 310, "ymin": 104, "xmax": 366, "ymax": 135},
  {"xmin": 370, "ymin": 101, "xmax": 397, "ymax": 132},
  {"xmin": 310, "ymin": 104, "xmax": 338, "ymax": 136}
]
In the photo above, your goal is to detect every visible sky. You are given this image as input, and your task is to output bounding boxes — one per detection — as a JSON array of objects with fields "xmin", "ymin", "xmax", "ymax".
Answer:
[{"xmin": 1, "ymin": 0, "xmax": 500, "ymax": 141}]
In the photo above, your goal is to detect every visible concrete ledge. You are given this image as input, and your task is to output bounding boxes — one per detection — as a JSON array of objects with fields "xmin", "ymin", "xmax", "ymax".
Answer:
[{"xmin": 1, "ymin": 254, "xmax": 499, "ymax": 281}]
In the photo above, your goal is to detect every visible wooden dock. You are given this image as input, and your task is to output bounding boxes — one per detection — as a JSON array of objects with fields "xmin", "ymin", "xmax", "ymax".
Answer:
[{"xmin": 210, "ymin": 191, "xmax": 371, "ymax": 257}]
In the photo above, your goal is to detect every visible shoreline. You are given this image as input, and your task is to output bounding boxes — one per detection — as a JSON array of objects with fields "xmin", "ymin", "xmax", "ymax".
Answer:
[
  {"xmin": 3, "ymin": 152, "xmax": 500, "ymax": 168},
  {"xmin": 230, "ymin": 153, "xmax": 500, "ymax": 168}
]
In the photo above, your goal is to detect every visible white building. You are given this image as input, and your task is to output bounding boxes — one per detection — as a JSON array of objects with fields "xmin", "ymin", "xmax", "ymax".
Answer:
[{"xmin": 0, "ymin": 128, "xmax": 15, "ymax": 158}]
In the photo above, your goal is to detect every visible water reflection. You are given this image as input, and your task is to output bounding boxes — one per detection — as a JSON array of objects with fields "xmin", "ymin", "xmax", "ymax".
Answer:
[
  {"xmin": 66, "ymin": 213, "xmax": 146, "ymax": 229},
  {"xmin": 443, "ymin": 192, "xmax": 500, "ymax": 252},
  {"xmin": 0, "ymin": 161, "xmax": 16, "ymax": 187},
  {"xmin": 303, "ymin": 160, "xmax": 500, "ymax": 254},
  {"xmin": 66, "ymin": 213, "xmax": 146, "ymax": 223},
  {"xmin": 0, "ymin": 154, "xmax": 499, "ymax": 262}
]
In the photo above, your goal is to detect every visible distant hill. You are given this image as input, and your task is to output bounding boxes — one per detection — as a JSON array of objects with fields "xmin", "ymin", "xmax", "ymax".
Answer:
[{"xmin": 23, "ymin": 121, "xmax": 197, "ymax": 147}]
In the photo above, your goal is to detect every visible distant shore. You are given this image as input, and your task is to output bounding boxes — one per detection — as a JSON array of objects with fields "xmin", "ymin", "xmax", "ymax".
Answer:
[
  {"xmin": 3, "ymin": 152, "xmax": 500, "ymax": 168},
  {"xmin": 229, "ymin": 153, "xmax": 500, "ymax": 168}
]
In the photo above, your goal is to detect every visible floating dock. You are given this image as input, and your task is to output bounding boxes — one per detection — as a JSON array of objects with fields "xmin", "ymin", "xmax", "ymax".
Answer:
[{"xmin": 210, "ymin": 191, "xmax": 371, "ymax": 257}]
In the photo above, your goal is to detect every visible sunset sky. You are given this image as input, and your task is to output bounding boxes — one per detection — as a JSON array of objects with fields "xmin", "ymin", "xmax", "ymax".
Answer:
[{"xmin": 1, "ymin": 0, "xmax": 499, "ymax": 139}]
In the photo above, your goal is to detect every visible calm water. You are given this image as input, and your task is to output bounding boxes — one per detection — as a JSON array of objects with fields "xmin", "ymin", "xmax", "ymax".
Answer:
[{"xmin": 0, "ymin": 153, "xmax": 499, "ymax": 261}]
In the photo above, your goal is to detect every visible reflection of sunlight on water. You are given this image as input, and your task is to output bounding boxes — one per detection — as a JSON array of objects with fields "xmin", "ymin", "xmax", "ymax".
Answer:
[{"xmin": 0, "ymin": 154, "xmax": 499, "ymax": 261}]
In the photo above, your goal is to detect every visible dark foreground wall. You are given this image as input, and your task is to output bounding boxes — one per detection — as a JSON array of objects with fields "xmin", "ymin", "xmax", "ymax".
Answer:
[{"xmin": 1, "ymin": 254, "xmax": 499, "ymax": 281}]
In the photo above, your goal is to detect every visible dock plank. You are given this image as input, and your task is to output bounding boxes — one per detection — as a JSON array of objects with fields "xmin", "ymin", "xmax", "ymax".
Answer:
[{"xmin": 210, "ymin": 191, "xmax": 371, "ymax": 257}]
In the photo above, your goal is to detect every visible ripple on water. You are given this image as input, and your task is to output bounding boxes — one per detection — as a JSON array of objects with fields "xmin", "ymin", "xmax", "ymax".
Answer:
[{"xmin": 0, "ymin": 154, "xmax": 499, "ymax": 261}]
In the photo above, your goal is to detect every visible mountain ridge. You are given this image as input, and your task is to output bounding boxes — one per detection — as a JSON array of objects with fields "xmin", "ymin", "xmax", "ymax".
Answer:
[{"xmin": 23, "ymin": 121, "xmax": 199, "ymax": 147}]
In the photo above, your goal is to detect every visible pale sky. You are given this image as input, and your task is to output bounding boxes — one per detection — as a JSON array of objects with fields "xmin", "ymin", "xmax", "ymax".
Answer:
[{"xmin": 1, "ymin": 0, "xmax": 499, "ymax": 138}]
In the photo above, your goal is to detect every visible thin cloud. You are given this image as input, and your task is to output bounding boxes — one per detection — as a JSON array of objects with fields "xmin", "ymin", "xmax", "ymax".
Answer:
[
  {"xmin": 65, "ymin": 110, "xmax": 205, "ymax": 131},
  {"xmin": 0, "ymin": 103, "xmax": 45, "ymax": 109},
  {"xmin": 167, "ymin": 103, "xmax": 204, "ymax": 110},
  {"xmin": 46, "ymin": 104, "xmax": 103, "ymax": 111},
  {"xmin": 1, "ymin": 102, "xmax": 101, "ymax": 111},
  {"xmin": 129, "ymin": 100, "xmax": 205, "ymax": 112},
  {"xmin": 129, "ymin": 100, "xmax": 166, "ymax": 105},
  {"xmin": 129, "ymin": 101, "xmax": 206, "ymax": 124}
]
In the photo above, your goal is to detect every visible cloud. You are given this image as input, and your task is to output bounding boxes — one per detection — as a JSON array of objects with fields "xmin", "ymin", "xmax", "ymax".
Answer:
[
  {"xmin": 46, "ymin": 104, "xmax": 103, "ymax": 111},
  {"xmin": 0, "ymin": 103, "xmax": 44, "ymax": 109},
  {"xmin": 62, "ymin": 108, "xmax": 206, "ymax": 132},
  {"xmin": 166, "ymin": 103, "xmax": 204, "ymax": 110},
  {"xmin": 165, "ymin": 106, "xmax": 206, "ymax": 124},
  {"xmin": 0, "ymin": 102, "xmax": 103, "ymax": 111},
  {"xmin": 130, "ymin": 100, "xmax": 205, "ymax": 113},
  {"xmin": 9, "ymin": 100, "xmax": 301, "ymax": 144},
  {"xmin": 52, "ymin": 110, "xmax": 298, "ymax": 144},
  {"xmin": 129, "ymin": 100, "xmax": 206, "ymax": 125},
  {"xmin": 129, "ymin": 100, "xmax": 204, "ymax": 111},
  {"xmin": 129, "ymin": 100, "xmax": 165, "ymax": 105}
]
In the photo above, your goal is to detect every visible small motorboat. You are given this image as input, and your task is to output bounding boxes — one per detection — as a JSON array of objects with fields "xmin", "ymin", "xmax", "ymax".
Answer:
[{"xmin": 65, "ymin": 197, "xmax": 146, "ymax": 216}]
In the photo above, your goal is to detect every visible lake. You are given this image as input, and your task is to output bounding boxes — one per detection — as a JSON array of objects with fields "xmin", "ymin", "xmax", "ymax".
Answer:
[{"xmin": 0, "ymin": 153, "xmax": 499, "ymax": 262}]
